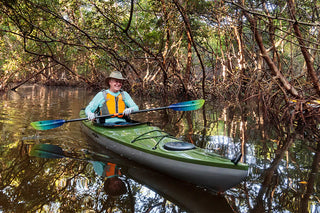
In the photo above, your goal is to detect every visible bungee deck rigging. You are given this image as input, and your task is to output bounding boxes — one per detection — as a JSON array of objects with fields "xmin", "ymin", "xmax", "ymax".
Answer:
[{"xmin": 131, "ymin": 129, "xmax": 193, "ymax": 151}]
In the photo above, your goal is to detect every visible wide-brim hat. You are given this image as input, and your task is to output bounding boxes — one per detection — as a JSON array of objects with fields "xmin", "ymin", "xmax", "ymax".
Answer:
[{"xmin": 106, "ymin": 71, "xmax": 126, "ymax": 82}]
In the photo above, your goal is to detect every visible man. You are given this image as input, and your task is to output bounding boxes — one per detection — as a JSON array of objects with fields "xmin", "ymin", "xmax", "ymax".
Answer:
[{"xmin": 85, "ymin": 71, "xmax": 139, "ymax": 124}]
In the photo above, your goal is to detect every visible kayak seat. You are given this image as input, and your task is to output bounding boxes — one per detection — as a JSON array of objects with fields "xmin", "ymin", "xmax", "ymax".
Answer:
[{"xmin": 163, "ymin": 142, "xmax": 196, "ymax": 151}]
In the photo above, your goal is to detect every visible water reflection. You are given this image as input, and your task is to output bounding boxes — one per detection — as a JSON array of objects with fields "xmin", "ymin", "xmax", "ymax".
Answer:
[
  {"xmin": 28, "ymin": 142, "xmax": 233, "ymax": 212},
  {"xmin": 0, "ymin": 85, "xmax": 320, "ymax": 212}
]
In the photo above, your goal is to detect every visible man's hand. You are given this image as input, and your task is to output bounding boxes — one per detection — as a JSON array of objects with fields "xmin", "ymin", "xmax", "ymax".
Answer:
[
  {"xmin": 87, "ymin": 112, "xmax": 96, "ymax": 121},
  {"xmin": 123, "ymin": 107, "xmax": 134, "ymax": 115}
]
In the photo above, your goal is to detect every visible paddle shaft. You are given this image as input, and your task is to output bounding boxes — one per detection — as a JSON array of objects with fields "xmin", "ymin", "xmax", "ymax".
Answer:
[{"xmin": 65, "ymin": 106, "xmax": 170, "ymax": 123}]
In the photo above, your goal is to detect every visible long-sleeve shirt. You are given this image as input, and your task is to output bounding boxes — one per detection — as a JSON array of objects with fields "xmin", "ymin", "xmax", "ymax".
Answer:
[{"xmin": 85, "ymin": 89, "xmax": 139, "ymax": 124}]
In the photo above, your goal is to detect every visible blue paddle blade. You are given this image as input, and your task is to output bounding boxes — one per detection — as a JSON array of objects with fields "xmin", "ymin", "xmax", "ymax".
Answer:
[
  {"xmin": 30, "ymin": 119, "xmax": 66, "ymax": 130},
  {"xmin": 30, "ymin": 149, "xmax": 64, "ymax": 159},
  {"xmin": 169, "ymin": 99, "xmax": 205, "ymax": 111},
  {"xmin": 30, "ymin": 144, "xmax": 65, "ymax": 159}
]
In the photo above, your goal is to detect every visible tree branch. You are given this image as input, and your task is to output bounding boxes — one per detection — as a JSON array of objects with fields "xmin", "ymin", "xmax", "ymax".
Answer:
[
  {"xmin": 287, "ymin": 0, "xmax": 320, "ymax": 96},
  {"xmin": 172, "ymin": 0, "xmax": 206, "ymax": 98},
  {"xmin": 244, "ymin": 12, "xmax": 301, "ymax": 98},
  {"xmin": 124, "ymin": 0, "xmax": 135, "ymax": 33},
  {"xmin": 226, "ymin": 0, "xmax": 320, "ymax": 27}
]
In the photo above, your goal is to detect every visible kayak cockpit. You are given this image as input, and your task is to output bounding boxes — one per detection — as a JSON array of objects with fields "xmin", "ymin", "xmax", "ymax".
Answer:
[{"xmin": 163, "ymin": 142, "xmax": 196, "ymax": 151}]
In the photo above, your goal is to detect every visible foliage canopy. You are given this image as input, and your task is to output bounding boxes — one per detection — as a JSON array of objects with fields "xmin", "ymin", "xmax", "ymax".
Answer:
[{"xmin": 0, "ymin": 0, "xmax": 319, "ymax": 103}]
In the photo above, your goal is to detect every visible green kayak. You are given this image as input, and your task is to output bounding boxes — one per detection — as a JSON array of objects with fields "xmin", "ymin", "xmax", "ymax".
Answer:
[{"xmin": 80, "ymin": 110, "xmax": 248, "ymax": 192}]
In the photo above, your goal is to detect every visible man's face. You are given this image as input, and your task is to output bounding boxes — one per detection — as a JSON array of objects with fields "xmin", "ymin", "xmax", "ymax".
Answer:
[{"xmin": 109, "ymin": 78, "xmax": 123, "ymax": 93}]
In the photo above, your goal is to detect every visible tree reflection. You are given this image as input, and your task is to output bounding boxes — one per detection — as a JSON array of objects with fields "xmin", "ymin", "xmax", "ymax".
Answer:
[
  {"xmin": 198, "ymin": 101, "xmax": 320, "ymax": 212},
  {"xmin": 245, "ymin": 103, "xmax": 320, "ymax": 213},
  {"xmin": 1, "ymin": 142, "xmax": 86, "ymax": 212},
  {"xmin": 300, "ymin": 142, "xmax": 320, "ymax": 213}
]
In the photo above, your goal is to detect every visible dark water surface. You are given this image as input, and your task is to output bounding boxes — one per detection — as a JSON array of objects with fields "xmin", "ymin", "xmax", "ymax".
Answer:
[{"xmin": 0, "ymin": 85, "xmax": 319, "ymax": 212}]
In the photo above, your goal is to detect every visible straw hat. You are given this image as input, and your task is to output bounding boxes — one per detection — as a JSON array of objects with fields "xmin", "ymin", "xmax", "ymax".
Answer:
[{"xmin": 106, "ymin": 71, "xmax": 126, "ymax": 82}]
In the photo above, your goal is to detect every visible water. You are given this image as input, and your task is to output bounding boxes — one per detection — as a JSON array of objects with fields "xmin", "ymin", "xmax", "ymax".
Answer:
[{"xmin": 0, "ymin": 85, "xmax": 319, "ymax": 212}]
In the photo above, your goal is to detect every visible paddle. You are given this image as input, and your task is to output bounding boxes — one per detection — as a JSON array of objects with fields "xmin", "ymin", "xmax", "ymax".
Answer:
[
  {"xmin": 30, "ymin": 143, "xmax": 110, "ymax": 160},
  {"xmin": 30, "ymin": 99, "xmax": 205, "ymax": 130},
  {"xmin": 30, "ymin": 143, "xmax": 129, "ymax": 169},
  {"xmin": 30, "ymin": 143, "xmax": 66, "ymax": 159}
]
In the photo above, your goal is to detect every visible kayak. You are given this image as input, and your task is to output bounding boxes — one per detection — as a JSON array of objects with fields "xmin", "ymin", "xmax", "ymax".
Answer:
[{"xmin": 80, "ymin": 110, "xmax": 249, "ymax": 192}]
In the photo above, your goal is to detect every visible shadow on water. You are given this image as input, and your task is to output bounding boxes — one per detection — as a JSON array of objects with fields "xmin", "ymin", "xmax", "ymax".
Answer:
[{"xmin": 0, "ymin": 85, "xmax": 320, "ymax": 212}]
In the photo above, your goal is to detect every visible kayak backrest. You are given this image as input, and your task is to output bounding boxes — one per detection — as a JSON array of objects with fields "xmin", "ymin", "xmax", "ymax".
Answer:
[{"xmin": 163, "ymin": 142, "xmax": 196, "ymax": 151}]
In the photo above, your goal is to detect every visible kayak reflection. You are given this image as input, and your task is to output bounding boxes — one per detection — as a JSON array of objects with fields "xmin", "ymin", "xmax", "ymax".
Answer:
[
  {"xmin": 30, "ymin": 143, "xmax": 233, "ymax": 212},
  {"xmin": 88, "ymin": 142, "xmax": 234, "ymax": 213}
]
